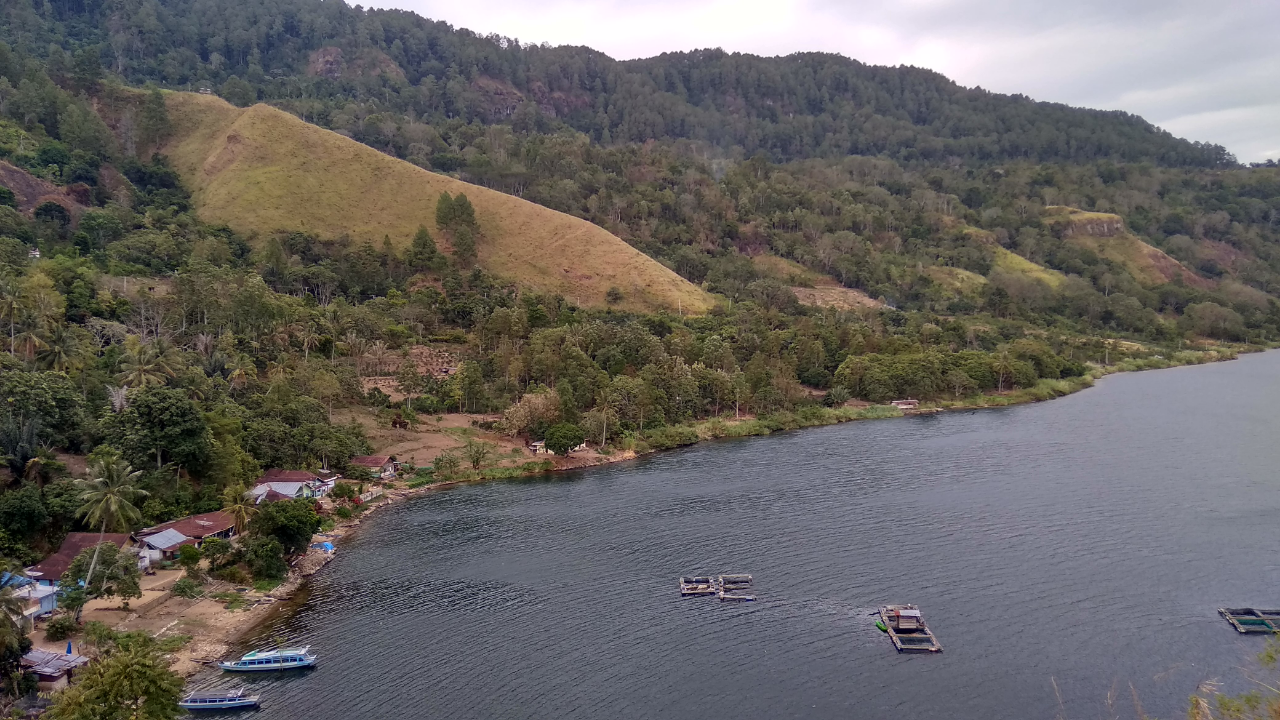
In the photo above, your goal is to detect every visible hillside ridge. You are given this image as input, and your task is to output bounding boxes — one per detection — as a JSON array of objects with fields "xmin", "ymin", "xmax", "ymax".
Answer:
[{"xmin": 160, "ymin": 92, "xmax": 714, "ymax": 313}]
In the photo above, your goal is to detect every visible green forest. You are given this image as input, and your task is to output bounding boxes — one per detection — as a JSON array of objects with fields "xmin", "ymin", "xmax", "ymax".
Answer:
[{"xmin": 0, "ymin": 0, "xmax": 1276, "ymax": 714}]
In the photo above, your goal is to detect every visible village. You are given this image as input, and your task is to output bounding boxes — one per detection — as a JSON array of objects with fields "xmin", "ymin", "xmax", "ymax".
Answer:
[{"xmin": 8, "ymin": 408, "xmax": 627, "ymax": 695}]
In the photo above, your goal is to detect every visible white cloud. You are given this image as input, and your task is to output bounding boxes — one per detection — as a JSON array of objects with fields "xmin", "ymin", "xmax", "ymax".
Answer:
[{"xmin": 369, "ymin": 0, "xmax": 1280, "ymax": 162}]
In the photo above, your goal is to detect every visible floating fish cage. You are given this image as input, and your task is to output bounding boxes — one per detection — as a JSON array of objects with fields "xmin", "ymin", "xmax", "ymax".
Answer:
[
  {"xmin": 679, "ymin": 574, "xmax": 755, "ymax": 601},
  {"xmin": 878, "ymin": 605, "xmax": 942, "ymax": 653},
  {"xmin": 1219, "ymin": 608, "xmax": 1280, "ymax": 633}
]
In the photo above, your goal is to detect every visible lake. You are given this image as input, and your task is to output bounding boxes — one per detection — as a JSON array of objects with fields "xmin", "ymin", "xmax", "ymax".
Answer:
[{"xmin": 204, "ymin": 351, "xmax": 1280, "ymax": 719}]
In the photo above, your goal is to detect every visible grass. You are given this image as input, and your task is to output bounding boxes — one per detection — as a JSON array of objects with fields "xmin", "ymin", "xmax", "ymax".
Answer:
[
  {"xmin": 211, "ymin": 591, "xmax": 249, "ymax": 611},
  {"xmin": 253, "ymin": 579, "xmax": 282, "ymax": 593},
  {"xmin": 992, "ymin": 247, "xmax": 1066, "ymax": 288},
  {"xmin": 156, "ymin": 634, "xmax": 193, "ymax": 653},
  {"xmin": 161, "ymin": 92, "xmax": 714, "ymax": 314},
  {"xmin": 924, "ymin": 266, "xmax": 987, "ymax": 295},
  {"xmin": 1067, "ymin": 232, "xmax": 1207, "ymax": 288}
]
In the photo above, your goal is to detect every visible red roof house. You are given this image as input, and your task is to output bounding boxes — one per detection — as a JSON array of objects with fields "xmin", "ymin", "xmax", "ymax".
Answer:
[
  {"xmin": 26, "ymin": 533, "xmax": 131, "ymax": 586},
  {"xmin": 348, "ymin": 455, "xmax": 396, "ymax": 478}
]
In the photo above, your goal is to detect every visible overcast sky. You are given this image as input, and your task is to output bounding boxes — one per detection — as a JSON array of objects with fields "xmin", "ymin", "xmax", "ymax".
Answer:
[{"xmin": 370, "ymin": 0, "xmax": 1278, "ymax": 163}]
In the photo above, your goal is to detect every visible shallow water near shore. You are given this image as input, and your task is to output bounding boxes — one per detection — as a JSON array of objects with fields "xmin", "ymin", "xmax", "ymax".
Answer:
[{"xmin": 196, "ymin": 351, "xmax": 1280, "ymax": 720}]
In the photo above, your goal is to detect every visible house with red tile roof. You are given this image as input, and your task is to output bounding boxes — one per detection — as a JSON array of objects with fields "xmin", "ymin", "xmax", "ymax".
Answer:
[
  {"xmin": 348, "ymin": 455, "xmax": 397, "ymax": 479},
  {"xmin": 26, "ymin": 533, "xmax": 132, "ymax": 586},
  {"xmin": 135, "ymin": 510, "xmax": 237, "ymax": 560}
]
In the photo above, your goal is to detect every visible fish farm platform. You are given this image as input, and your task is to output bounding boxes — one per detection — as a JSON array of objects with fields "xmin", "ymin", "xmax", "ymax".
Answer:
[
  {"xmin": 1219, "ymin": 608, "xmax": 1280, "ymax": 633},
  {"xmin": 679, "ymin": 574, "xmax": 756, "ymax": 602},
  {"xmin": 879, "ymin": 605, "xmax": 943, "ymax": 653}
]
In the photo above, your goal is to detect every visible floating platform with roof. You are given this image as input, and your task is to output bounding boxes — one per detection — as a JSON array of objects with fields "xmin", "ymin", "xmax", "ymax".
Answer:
[
  {"xmin": 1219, "ymin": 608, "xmax": 1280, "ymax": 633},
  {"xmin": 878, "ymin": 604, "xmax": 942, "ymax": 653},
  {"xmin": 679, "ymin": 574, "xmax": 756, "ymax": 601}
]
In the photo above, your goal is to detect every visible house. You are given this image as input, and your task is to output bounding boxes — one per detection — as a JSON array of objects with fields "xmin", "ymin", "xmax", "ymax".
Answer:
[
  {"xmin": 529, "ymin": 441, "xmax": 549, "ymax": 455},
  {"xmin": 22, "ymin": 648, "xmax": 91, "ymax": 691},
  {"xmin": 348, "ymin": 456, "xmax": 397, "ymax": 479},
  {"xmin": 16, "ymin": 583, "xmax": 59, "ymax": 621},
  {"xmin": 890, "ymin": 399, "xmax": 920, "ymax": 410},
  {"xmin": 26, "ymin": 533, "xmax": 132, "ymax": 587},
  {"xmin": 135, "ymin": 511, "xmax": 236, "ymax": 562},
  {"xmin": 254, "ymin": 469, "xmax": 330, "ymax": 500}
]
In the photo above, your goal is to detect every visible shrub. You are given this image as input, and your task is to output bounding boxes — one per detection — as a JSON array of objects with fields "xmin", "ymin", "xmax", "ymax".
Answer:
[
  {"xmin": 213, "ymin": 566, "xmax": 249, "ymax": 584},
  {"xmin": 171, "ymin": 577, "xmax": 202, "ymax": 599},
  {"xmin": 44, "ymin": 615, "xmax": 77, "ymax": 642},
  {"xmin": 243, "ymin": 536, "xmax": 287, "ymax": 580},
  {"xmin": 644, "ymin": 425, "xmax": 700, "ymax": 450},
  {"xmin": 334, "ymin": 506, "xmax": 353, "ymax": 519}
]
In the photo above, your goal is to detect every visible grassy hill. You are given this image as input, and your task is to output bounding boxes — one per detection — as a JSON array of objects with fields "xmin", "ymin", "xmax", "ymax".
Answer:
[
  {"xmin": 1045, "ymin": 207, "xmax": 1210, "ymax": 289},
  {"xmin": 159, "ymin": 92, "xmax": 714, "ymax": 313}
]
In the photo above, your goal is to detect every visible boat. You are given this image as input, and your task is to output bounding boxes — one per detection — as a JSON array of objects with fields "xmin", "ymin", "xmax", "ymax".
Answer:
[
  {"xmin": 875, "ymin": 620, "xmax": 888, "ymax": 633},
  {"xmin": 218, "ymin": 646, "xmax": 317, "ymax": 671},
  {"xmin": 179, "ymin": 688, "xmax": 261, "ymax": 710},
  {"xmin": 878, "ymin": 605, "xmax": 942, "ymax": 653}
]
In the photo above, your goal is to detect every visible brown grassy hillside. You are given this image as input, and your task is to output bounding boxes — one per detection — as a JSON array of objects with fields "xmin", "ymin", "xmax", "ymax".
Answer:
[
  {"xmin": 1045, "ymin": 207, "xmax": 1211, "ymax": 289},
  {"xmin": 159, "ymin": 92, "xmax": 714, "ymax": 313}
]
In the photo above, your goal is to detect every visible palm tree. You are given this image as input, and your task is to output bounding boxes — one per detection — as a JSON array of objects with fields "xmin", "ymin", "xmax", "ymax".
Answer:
[
  {"xmin": 36, "ymin": 324, "xmax": 83, "ymax": 373},
  {"xmin": 221, "ymin": 485, "xmax": 256, "ymax": 536},
  {"xmin": 117, "ymin": 338, "xmax": 167, "ymax": 388},
  {"xmin": 0, "ymin": 279, "xmax": 18, "ymax": 356},
  {"xmin": 366, "ymin": 340, "xmax": 389, "ymax": 376},
  {"xmin": 74, "ymin": 455, "xmax": 148, "ymax": 596},
  {"xmin": 298, "ymin": 327, "xmax": 321, "ymax": 361},
  {"xmin": 993, "ymin": 350, "xmax": 1015, "ymax": 393},
  {"xmin": 227, "ymin": 354, "xmax": 257, "ymax": 391}
]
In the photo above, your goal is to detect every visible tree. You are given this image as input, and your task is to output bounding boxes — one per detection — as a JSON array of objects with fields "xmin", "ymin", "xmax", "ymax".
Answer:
[
  {"xmin": 463, "ymin": 439, "xmax": 494, "ymax": 470},
  {"xmin": 176, "ymin": 544, "xmax": 201, "ymax": 576},
  {"xmin": 945, "ymin": 369, "xmax": 975, "ymax": 399},
  {"xmin": 74, "ymin": 452, "xmax": 146, "ymax": 601},
  {"xmin": 250, "ymin": 499, "xmax": 321, "ymax": 555},
  {"xmin": 432, "ymin": 451, "xmax": 461, "ymax": 479},
  {"xmin": 544, "ymin": 423, "xmax": 585, "ymax": 456},
  {"xmin": 220, "ymin": 484, "xmax": 256, "ymax": 536},
  {"xmin": 138, "ymin": 85, "xmax": 171, "ymax": 148},
  {"xmin": 218, "ymin": 75, "xmax": 256, "ymax": 107},
  {"xmin": 200, "ymin": 537, "xmax": 232, "ymax": 567},
  {"xmin": 242, "ymin": 536, "xmax": 286, "ymax": 580},
  {"xmin": 103, "ymin": 386, "xmax": 210, "ymax": 471},
  {"xmin": 61, "ymin": 543, "xmax": 142, "ymax": 608},
  {"xmin": 44, "ymin": 642, "xmax": 183, "ymax": 720}
]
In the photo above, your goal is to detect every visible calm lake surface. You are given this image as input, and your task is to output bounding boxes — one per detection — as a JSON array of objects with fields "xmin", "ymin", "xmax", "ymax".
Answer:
[{"xmin": 205, "ymin": 351, "xmax": 1280, "ymax": 720}]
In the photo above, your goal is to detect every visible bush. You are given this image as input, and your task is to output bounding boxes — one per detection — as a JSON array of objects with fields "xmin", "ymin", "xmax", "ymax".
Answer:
[
  {"xmin": 644, "ymin": 425, "xmax": 700, "ymax": 450},
  {"xmin": 44, "ymin": 615, "xmax": 78, "ymax": 642},
  {"xmin": 334, "ymin": 506, "xmax": 353, "ymax": 519},
  {"xmin": 171, "ymin": 577, "xmax": 202, "ymax": 599},
  {"xmin": 213, "ymin": 566, "xmax": 249, "ymax": 584},
  {"xmin": 243, "ymin": 536, "xmax": 288, "ymax": 580}
]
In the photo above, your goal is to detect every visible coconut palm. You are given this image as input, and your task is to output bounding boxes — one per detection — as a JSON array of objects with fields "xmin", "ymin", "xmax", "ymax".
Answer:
[
  {"xmin": 298, "ymin": 327, "xmax": 321, "ymax": 361},
  {"xmin": 227, "ymin": 354, "xmax": 257, "ymax": 391},
  {"xmin": 993, "ymin": 350, "xmax": 1015, "ymax": 392},
  {"xmin": 221, "ymin": 484, "xmax": 256, "ymax": 536},
  {"xmin": 74, "ymin": 454, "xmax": 148, "ymax": 596},
  {"xmin": 36, "ymin": 324, "xmax": 83, "ymax": 373},
  {"xmin": 0, "ymin": 278, "xmax": 18, "ymax": 355},
  {"xmin": 366, "ymin": 340, "xmax": 390, "ymax": 376}
]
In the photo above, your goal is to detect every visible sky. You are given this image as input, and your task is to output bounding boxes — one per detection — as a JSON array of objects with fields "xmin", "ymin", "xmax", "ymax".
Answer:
[{"xmin": 368, "ymin": 0, "xmax": 1279, "ymax": 163}]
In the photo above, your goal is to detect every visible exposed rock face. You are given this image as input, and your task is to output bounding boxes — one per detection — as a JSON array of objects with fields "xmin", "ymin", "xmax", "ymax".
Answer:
[
  {"xmin": 1061, "ymin": 215, "xmax": 1124, "ymax": 238},
  {"xmin": 0, "ymin": 160, "xmax": 87, "ymax": 221},
  {"xmin": 307, "ymin": 47, "xmax": 405, "ymax": 81}
]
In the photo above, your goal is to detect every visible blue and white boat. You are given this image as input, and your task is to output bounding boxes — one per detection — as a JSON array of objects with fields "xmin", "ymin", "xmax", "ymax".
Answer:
[
  {"xmin": 217, "ymin": 646, "xmax": 317, "ymax": 672},
  {"xmin": 179, "ymin": 688, "xmax": 261, "ymax": 710}
]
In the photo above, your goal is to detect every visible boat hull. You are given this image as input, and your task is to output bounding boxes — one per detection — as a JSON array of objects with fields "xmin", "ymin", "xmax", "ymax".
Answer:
[
  {"xmin": 179, "ymin": 699, "xmax": 260, "ymax": 710},
  {"xmin": 218, "ymin": 658, "xmax": 317, "ymax": 672}
]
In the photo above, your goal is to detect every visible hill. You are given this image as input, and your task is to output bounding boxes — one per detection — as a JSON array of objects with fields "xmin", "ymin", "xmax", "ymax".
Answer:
[
  {"xmin": 160, "ymin": 92, "xmax": 714, "ymax": 313},
  {"xmin": 3, "ymin": 0, "xmax": 1233, "ymax": 167},
  {"xmin": 1045, "ymin": 207, "xmax": 1211, "ymax": 289}
]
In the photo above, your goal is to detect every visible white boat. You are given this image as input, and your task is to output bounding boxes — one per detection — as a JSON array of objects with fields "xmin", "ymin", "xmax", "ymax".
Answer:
[
  {"xmin": 218, "ymin": 646, "xmax": 317, "ymax": 671},
  {"xmin": 179, "ymin": 688, "xmax": 261, "ymax": 710}
]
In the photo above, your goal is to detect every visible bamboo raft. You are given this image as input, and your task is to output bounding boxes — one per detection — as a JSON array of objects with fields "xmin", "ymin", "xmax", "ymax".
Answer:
[
  {"xmin": 878, "ymin": 605, "xmax": 942, "ymax": 653},
  {"xmin": 1219, "ymin": 608, "xmax": 1280, "ymax": 633},
  {"xmin": 679, "ymin": 574, "xmax": 756, "ymax": 602}
]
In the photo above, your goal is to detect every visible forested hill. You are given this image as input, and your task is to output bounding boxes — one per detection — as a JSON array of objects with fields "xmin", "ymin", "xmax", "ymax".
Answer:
[{"xmin": 3, "ymin": 0, "xmax": 1232, "ymax": 167}]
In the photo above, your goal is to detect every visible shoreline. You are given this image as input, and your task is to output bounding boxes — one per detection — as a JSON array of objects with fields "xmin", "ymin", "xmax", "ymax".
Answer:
[{"xmin": 116, "ymin": 344, "xmax": 1257, "ymax": 681}]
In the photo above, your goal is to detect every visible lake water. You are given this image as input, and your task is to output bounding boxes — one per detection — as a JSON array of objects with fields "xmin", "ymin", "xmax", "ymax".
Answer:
[{"xmin": 203, "ymin": 351, "xmax": 1280, "ymax": 720}]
